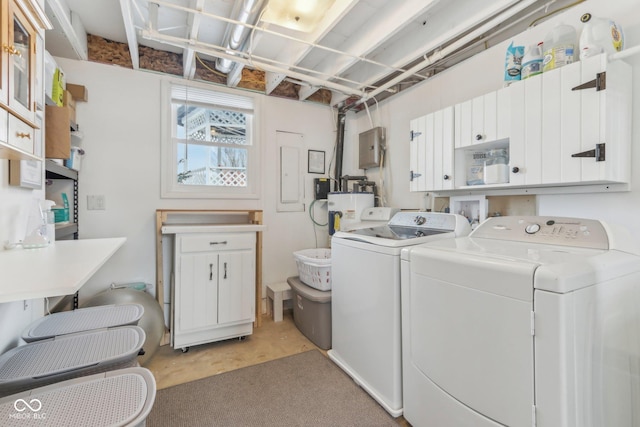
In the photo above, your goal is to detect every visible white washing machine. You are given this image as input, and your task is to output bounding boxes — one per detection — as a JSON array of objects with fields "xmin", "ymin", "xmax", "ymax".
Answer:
[
  {"xmin": 329, "ymin": 212, "xmax": 471, "ymax": 417},
  {"xmin": 400, "ymin": 216, "xmax": 640, "ymax": 427}
]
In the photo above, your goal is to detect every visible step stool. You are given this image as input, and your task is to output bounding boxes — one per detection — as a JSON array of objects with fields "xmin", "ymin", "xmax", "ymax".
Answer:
[{"xmin": 266, "ymin": 282, "xmax": 292, "ymax": 322}]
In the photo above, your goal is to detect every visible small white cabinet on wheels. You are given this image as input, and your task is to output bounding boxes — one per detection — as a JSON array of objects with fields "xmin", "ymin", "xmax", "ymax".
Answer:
[{"xmin": 171, "ymin": 232, "xmax": 256, "ymax": 350}]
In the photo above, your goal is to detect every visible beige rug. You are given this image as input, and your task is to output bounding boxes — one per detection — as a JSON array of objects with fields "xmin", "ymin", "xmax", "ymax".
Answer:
[{"xmin": 147, "ymin": 349, "xmax": 398, "ymax": 426}]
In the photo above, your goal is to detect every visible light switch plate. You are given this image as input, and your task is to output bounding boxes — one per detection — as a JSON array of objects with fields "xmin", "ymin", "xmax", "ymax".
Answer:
[{"xmin": 87, "ymin": 195, "xmax": 106, "ymax": 210}]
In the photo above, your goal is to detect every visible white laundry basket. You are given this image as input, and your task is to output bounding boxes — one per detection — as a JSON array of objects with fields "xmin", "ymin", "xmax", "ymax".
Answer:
[{"xmin": 293, "ymin": 248, "xmax": 331, "ymax": 291}]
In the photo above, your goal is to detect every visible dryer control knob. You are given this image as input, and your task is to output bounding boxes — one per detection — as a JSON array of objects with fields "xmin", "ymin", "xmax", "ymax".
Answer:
[
  {"xmin": 525, "ymin": 223, "xmax": 541, "ymax": 234},
  {"xmin": 415, "ymin": 216, "xmax": 426, "ymax": 225}
]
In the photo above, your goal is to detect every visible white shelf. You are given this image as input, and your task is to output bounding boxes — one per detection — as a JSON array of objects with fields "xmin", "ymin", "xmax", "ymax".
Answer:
[
  {"xmin": 0, "ymin": 237, "xmax": 126, "ymax": 303},
  {"xmin": 161, "ymin": 224, "xmax": 267, "ymax": 234}
]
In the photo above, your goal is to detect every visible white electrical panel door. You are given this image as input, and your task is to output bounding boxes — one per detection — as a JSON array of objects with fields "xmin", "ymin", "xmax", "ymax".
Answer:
[{"xmin": 277, "ymin": 131, "xmax": 304, "ymax": 212}]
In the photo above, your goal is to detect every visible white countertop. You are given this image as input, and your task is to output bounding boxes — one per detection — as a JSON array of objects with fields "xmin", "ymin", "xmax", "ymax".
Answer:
[
  {"xmin": 161, "ymin": 224, "xmax": 267, "ymax": 234},
  {"xmin": 0, "ymin": 237, "xmax": 126, "ymax": 303}
]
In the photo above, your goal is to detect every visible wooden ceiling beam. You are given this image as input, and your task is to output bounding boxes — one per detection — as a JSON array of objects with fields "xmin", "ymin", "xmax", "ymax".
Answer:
[{"xmin": 119, "ymin": 0, "xmax": 139, "ymax": 69}]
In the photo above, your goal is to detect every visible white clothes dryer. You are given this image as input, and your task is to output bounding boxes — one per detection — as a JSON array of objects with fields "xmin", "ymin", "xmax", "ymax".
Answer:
[
  {"xmin": 329, "ymin": 212, "xmax": 471, "ymax": 417},
  {"xmin": 400, "ymin": 216, "xmax": 640, "ymax": 427}
]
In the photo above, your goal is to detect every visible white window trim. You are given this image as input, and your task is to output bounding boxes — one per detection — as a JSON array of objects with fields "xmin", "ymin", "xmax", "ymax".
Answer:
[{"xmin": 160, "ymin": 78, "xmax": 261, "ymax": 199}]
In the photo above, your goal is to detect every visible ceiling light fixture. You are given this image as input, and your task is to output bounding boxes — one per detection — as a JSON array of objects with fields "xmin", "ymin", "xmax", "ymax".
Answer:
[{"xmin": 261, "ymin": 0, "xmax": 336, "ymax": 32}]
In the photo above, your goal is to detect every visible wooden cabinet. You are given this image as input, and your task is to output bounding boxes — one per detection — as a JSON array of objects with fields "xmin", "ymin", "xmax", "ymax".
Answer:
[
  {"xmin": 409, "ymin": 106, "xmax": 455, "ymax": 192},
  {"xmin": 0, "ymin": 0, "xmax": 47, "ymax": 160},
  {"xmin": 172, "ymin": 232, "xmax": 256, "ymax": 351}
]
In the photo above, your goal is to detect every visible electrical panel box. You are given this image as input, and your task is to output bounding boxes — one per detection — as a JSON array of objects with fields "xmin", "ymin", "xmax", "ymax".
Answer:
[{"xmin": 359, "ymin": 127, "xmax": 385, "ymax": 169}]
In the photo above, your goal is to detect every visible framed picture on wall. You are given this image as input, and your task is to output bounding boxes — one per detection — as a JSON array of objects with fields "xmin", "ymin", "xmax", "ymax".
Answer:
[{"xmin": 308, "ymin": 150, "xmax": 325, "ymax": 174}]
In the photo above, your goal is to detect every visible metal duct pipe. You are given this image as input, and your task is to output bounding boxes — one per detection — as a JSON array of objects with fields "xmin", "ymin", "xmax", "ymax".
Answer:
[
  {"xmin": 334, "ymin": 112, "xmax": 346, "ymax": 192},
  {"xmin": 215, "ymin": 0, "xmax": 265, "ymax": 74}
]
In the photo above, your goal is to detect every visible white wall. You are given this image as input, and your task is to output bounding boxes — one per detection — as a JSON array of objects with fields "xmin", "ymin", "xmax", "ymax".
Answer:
[
  {"xmin": 52, "ymin": 58, "xmax": 335, "ymax": 302},
  {"xmin": 344, "ymin": 0, "xmax": 640, "ymax": 242}
]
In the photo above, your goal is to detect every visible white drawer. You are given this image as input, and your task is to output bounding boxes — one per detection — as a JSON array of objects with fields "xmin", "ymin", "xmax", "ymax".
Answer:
[
  {"xmin": 179, "ymin": 233, "xmax": 256, "ymax": 253},
  {"xmin": 8, "ymin": 114, "xmax": 34, "ymax": 153}
]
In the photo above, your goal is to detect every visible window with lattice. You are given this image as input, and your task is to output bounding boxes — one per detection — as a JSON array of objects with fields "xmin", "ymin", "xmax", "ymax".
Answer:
[{"xmin": 161, "ymin": 81, "xmax": 259, "ymax": 199}]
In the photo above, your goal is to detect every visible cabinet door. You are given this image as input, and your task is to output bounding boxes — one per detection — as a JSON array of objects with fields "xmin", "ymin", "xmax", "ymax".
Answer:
[
  {"xmin": 176, "ymin": 253, "xmax": 219, "ymax": 333},
  {"xmin": 577, "ymin": 54, "xmax": 631, "ymax": 183},
  {"xmin": 541, "ymin": 61, "xmax": 582, "ymax": 184},
  {"xmin": 432, "ymin": 107, "xmax": 454, "ymax": 191},
  {"xmin": 0, "ymin": 0, "xmax": 8, "ymax": 106},
  {"xmin": 509, "ymin": 77, "xmax": 542, "ymax": 186},
  {"xmin": 454, "ymin": 100, "xmax": 472, "ymax": 148},
  {"xmin": 7, "ymin": 0, "xmax": 36, "ymax": 123},
  {"xmin": 409, "ymin": 116, "xmax": 427, "ymax": 192},
  {"xmin": 218, "ymin": 249, "xmax": 255, "ymax": 325}
]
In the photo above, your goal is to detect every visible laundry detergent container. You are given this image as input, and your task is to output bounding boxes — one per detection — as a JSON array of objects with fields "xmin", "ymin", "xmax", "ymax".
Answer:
[
  {"xmin": 0, "ymin": 367, "xmax": 156, "ymax": 427},
  {"xmin": 287, "ymin": 276, "xmax": 332, "ymax": 350},
  {"xmin": 0, "ymin": 326, "xmax": 145, "ymax": 397}
]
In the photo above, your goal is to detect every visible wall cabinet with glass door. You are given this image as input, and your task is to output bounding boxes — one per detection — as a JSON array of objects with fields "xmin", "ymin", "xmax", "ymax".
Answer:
[{"xmin": 0, "ymin": 0, "xmax": 47, "ymax": 160}]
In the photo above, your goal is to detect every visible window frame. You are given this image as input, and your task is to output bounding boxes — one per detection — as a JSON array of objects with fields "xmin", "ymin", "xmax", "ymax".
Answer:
[{"xmin": 160, "ymin": 79, "xmax": 261, "ymax": 199}]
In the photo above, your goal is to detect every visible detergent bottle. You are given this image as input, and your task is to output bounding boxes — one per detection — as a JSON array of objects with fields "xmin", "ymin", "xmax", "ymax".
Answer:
[{"xmin": 542, "ymin": 23, "xmax": 577, "ymax": 72}]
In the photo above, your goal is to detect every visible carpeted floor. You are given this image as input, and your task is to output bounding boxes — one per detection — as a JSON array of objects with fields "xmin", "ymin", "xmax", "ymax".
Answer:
[{"xmin": 147, "ymin": 349, "xmax": 398, "ymax": 426}]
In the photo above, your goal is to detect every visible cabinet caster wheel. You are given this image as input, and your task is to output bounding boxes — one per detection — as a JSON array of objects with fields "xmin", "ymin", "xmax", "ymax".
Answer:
[{"xmin": 181, "ymin": 347, "xmax": 189, "ymax": 353}]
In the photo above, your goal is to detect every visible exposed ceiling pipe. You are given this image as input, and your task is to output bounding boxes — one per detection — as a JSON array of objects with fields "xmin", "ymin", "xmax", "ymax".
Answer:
[
  {"xmin": 215, "ymin": 0, "xmax": 265, "ymax": 74},
  {"xmin": 141, "ymin": 28, "xmax": 368, "ymax": 97},
  {"xmin": 358, "ymin": 0, "xmax": 544, "ymax": 105},
  {"xmin": 334, "ymin": 112, "xmax": 346, "ymax": 192}
]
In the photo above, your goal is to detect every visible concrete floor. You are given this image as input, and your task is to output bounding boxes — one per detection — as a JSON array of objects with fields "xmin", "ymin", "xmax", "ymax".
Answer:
[
  {"xmin": 146, "ymin": 310, "xmax": 324, "ymax": 390},
  {"xmin": 145, "ymin": 310, "xmax": 409, "ymax": 426}
]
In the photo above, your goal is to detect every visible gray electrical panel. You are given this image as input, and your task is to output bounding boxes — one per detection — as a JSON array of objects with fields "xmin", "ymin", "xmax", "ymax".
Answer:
[{"xmin": 359, "ymin": 127, "xmax": 385, "ymax": 169}]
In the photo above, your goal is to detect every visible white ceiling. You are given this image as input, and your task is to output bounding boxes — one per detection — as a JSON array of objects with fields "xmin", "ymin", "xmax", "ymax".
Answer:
[{"xmin": 48, "ymin": 0, "xmax": 580, "ymax": 109}]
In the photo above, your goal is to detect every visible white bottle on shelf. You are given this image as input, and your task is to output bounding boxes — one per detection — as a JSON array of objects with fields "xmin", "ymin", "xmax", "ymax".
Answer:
[{"xmin": 542, "ymin": 23, "xmax": 577, "ymax": 72}]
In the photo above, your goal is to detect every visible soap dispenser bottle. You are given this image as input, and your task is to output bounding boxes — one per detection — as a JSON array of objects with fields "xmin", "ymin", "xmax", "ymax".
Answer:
[{"xmin": 41, "ymin": 200, "xmax": 56, "ymax": 245}]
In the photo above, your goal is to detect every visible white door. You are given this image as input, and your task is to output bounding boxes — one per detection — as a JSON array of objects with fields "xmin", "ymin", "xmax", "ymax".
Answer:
[
  {"xmin": 407, "ymin": 249, "xmax": 535, "ymax": 427},
  {"xmin": 218, "ymin": 249, "xmax": 255, "ymax": 325},
  {"xmin": 177, "ymin": 252, "xmax": 219, "ymax": 333}
]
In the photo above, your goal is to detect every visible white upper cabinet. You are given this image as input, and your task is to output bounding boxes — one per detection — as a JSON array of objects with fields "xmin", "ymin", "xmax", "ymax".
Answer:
[
  {"xmin": 409, "ymin": 106, "xmax": 454, "ymax": 192},
  {"xmin": 416, "ymin": 52, "xmax": 632, "ymax": 194},
  {"xmin": 0, "ymin": 0, "xmax": 48, "ymax": 160}
]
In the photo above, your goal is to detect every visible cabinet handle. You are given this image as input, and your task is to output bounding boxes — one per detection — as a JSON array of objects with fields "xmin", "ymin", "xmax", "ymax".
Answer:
[
  {"xmin": 223, "ymin": 262, "xmax": 227, "ymax": 279},
  {"xmin": 512, "ymin": 167, "xmax": 520, "ymax": 173},
  {"xmin": 3, "ymin": 44, "xmax": 21, "ymax": 57},
  {"xmin": 209, "ymin": 263, "xmax": 213, "ymax": 280},
  {"xmin": 475, "ymin": 134, "xmax": 484, "ymax": 141},
  {"xmin": 16, "ymin": 132, "xmax": 31, "ymax": 139},
  {"xmin": 443, "ymin": 174, "xmax": 450, "ymax": 180},
  {"xmin": 209, "ymin": 241, "xmax": 227, "ymax": 246}
]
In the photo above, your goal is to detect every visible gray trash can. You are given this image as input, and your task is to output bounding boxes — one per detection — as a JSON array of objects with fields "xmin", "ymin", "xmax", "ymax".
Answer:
[
  {"xmin": 0, "ymin": 326, "xmax": 145, "ymax": 397},
  {"xmin": 22, "ymin": 304, "xmax": 144, "ymax": 342},
  {"xmin": 287, "ymin": 276, "xmax": 332, "ymax": 350},
  {"xmin": 0, "ymin": 367, "xmax": 156, "ymax": 427}
]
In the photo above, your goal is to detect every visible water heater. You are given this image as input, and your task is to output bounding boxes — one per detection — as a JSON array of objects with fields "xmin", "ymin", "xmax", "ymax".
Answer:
[{"xmin": 327, "ymin": 192, "xmax": 374, "ymax": 234}]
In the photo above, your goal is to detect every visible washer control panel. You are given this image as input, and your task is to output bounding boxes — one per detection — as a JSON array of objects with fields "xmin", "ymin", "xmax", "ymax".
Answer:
[
  {"xmin": 388, "ymin": 212, "xmax": 457, "ymax": 230},
  {"xmin": 471, "ymin": 216, "xmax": 609, "ymax": 249}
]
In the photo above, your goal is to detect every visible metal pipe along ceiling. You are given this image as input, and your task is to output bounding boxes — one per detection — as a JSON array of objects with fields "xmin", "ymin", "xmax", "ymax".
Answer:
[{"xmin": 215, "ymin": 0, "xmax": 265, "ymax": 74}]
